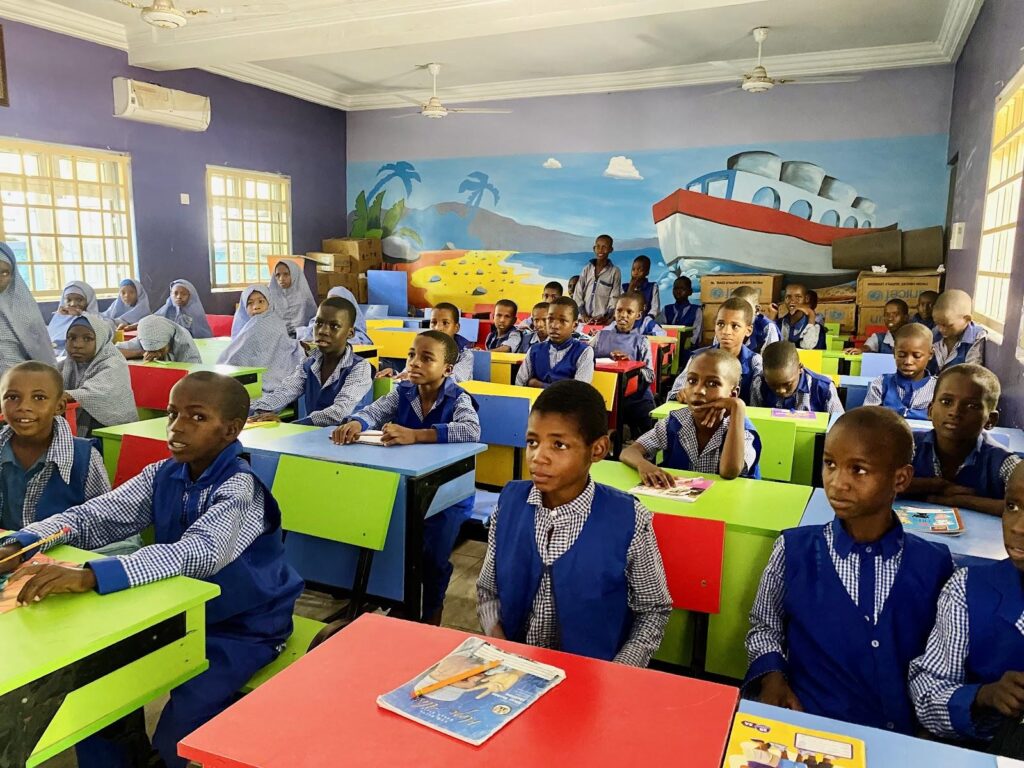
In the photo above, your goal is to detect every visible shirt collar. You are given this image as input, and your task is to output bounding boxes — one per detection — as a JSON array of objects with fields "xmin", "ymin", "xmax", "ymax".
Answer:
[
  {"xmin": 527, "ymin": 476, "xmax": 595, "ymax": 516},
  {"xmin": 830, "ymin": 515, "xmax": 904, "ymax": 559},
  {"xmin": 310, "ymin": 344, "xmax": 354, "ymax": 383},
  {"xmin": 0, "ymin": 417, "xmax": 77, "ymax": 484},
  {"xmin": 919, "ymin": 429, "xmax": 986, "ymax": 470},
  {"xmin": 549, "ymin": 337, "xmax": 577, "ymax": 351}
]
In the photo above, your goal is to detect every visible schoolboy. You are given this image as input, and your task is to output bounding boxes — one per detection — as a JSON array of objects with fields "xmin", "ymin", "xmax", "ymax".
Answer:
[
  {"xmin": 475, "ymin": 379, "xmax": 671, "ymax": 666},
  {"xmin": 660, "ymin": 275, "xmax": 702, "ymax": 340},
  {"xmin": 864, "ymin": 323, "xmax": 935, "ymax": 418},
  {"xmin": 516, "ymin": 297, "xmax": 594, "ymax": 388},
  {"xmin": 912, "ymin": 290, "xmax": 938, "ymax": 329},
  {"xmin": 567, "ymin": 275, "xmax": 580, "ymax": 297},
  {"xmin": 521, "ymin": 302, "xmax": 549, "ymax": 350},
  {"xmin": 669, "ymin": 297, "xmax": 762, "ymax": 403},
  {"xmin": 744, "ymin": 407, "xmax": 954, "ymax": 734},
  {"xmin": 0, "ymin": 362, "xmax": 109, "ymax": 532},
  {"xmin": 485, "ymin": 299, "xmax": 523, "ymax": 352},
  {"xmin": 623, "ymin": 349, "xmax": 761, "ymax": 480},
  {"xmin": 519, "ymin": 283, "xmax": 563, "ymax": 329},
  {"xmin": 0, "ymin": 372, "xmax": 304, "ymax": 767},
  {"xmin": 771, "ymin": 283, "xmax": 824, "ymax": 350},
  {"xmin": 590, "ymin": 293, "xmax": 656, "ymax": 437},
  {"xmin": 909, "ymin": 462, "xmax": 1024, "ymax": 750},
  {"xmin": 378, "ymin": 302, "xmax": 475, "ymax": 382},
  {"xmin": 861, "ymin": 299, "xmax": 910, "ymax": 354},
  {"xmin": 623, "ymin": 254, "xmax": 661, "ymax": 319},
  {"xmin": 751, "ymin": 341, "xmax": 844, "ymax": 415},
  {"xmin": 731, "ymin": 285, "xmax": 781, "ymax": 354},
  {"xmin": 333, "ymin": 331, "xmax": 480, "ymax": 624},
  {"xmin": 928, "ymin": 289, "xmax": 987, "ymax": 373},
  {"xmin": 905, "ymin": 363, "xmax": 1020, "ymax": 517},
  {"xmin": 573, "ymin": 234, "xmax": 622, "ymax": 325},
  {"xmin": 250, "ymin": 296, "xmax": 372, "ymax": 425}
]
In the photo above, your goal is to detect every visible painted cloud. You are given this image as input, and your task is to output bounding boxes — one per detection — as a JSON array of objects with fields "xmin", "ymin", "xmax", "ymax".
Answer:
[
  {"xmin": 603, "ymin": 155, "xmax": 643, "ymax": 180},
  {"xmin": 542, "ymin": 157, "xmax": 562, "ymax": 169}
]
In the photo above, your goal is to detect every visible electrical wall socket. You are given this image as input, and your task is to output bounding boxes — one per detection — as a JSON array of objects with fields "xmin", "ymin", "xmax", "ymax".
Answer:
[{"xmin": 180, "ymin": 193, "xmax": 190, "ymax": 205}]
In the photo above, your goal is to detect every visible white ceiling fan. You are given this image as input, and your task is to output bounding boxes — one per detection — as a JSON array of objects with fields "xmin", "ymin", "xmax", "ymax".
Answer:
[
  {"xmin": 712, "ymin": 27, "xmax": 861, "ymax": 94},
  {"xmin": 114, "ymin": 0, "xmax": 286, "ymax": 30},
  {"xmin": 392, "ymin": 63, "xmax": 512, "ymax": 119}
]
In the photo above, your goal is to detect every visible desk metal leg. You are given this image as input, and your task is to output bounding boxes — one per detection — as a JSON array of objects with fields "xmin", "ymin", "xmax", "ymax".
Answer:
[{"xmin": 324, "ymin": 548, "xmax": 376, "ymax": 622}]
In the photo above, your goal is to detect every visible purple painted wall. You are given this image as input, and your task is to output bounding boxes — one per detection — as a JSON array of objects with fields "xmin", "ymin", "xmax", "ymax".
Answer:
[
  {"xmin": 0, "ymin": 21, "xmax": 346, "ymax": 314},
  {"xmin": 946, "ymin": 0, "xmax": 1024, "ymax": 427}
]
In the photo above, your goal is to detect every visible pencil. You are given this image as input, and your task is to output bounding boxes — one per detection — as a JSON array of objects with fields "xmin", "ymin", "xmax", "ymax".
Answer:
[
  {"xmin": 0, "ymin": 526, "xmax": 71, "ymax": 566},
  {"xmin": 411, "ymin": 659, "xmax": 501, "ymax": 699}
]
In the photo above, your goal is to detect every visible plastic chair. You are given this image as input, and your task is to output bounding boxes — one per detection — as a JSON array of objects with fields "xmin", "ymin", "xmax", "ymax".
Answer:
[
  {"xmin": 471, "ymin": 350, "xmax": 492, "ymax": 382},
  {"xmin": 241, "ymin": 615, "xmax": 326, "ymax": 693},
  {"xmin": 207, "ymin": 314, "xmax": 233, "ymax": 336},
  {"xmin": 652, "ymin": 514, "xmax": 726, "ymax": 674},
  {"xmin": 859, "ymin": 352, "xmax": 897, "ymax": 377},
  {"xmin": 113, "ymin": 433, "xmax": 171, "ymax": 487},
  {"xmin": 796, "ymin": 349, "xmax": 825, "ymax": 374}
]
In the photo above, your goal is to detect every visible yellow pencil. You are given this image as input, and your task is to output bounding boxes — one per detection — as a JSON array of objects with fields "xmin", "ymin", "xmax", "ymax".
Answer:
[
  {"xmin": 411, "ymin": 659, "xmax": 501, "ymax": 699},
  {"xmin": 0, "ymin": 526, "xmax": 71, "ymax": 566}
]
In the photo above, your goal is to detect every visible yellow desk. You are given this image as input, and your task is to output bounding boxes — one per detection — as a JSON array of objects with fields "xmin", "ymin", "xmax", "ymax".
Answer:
[{"xmin": 488, "ymin": 351, "xmax": 526, "ymax": 385}]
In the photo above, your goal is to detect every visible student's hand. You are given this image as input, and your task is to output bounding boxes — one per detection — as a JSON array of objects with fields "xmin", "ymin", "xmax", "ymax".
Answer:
[
  {"xmin": 848, "ymin": 348, "xmax": 863, "ymax": 355},
  {"xmin": 331, "ymin": 421, "xmax": 362, "ymax": 445},
  {"xmin": 0, "ymin": 544, "xmax": 21, "ymax": 575},
  {"xmin": 976, "ymin": 671, "xmax": 1024, "ymax": 718},
  {"xmin": 610, "ymin": 350, "xmax": 630, "ymax": 361},
  {"xmin": 375, "ymin": 368, "xmax": 395, "ymax": 379},
  {"xmin": 116, "ymin": 322, "xmax": 128, "ymax": 330},
  {"xmin": 528, "ymin": 378, "xmax": 547, "ymax": 389},
  {"xmin": 765, "ymin": 303, "xmax": 780, "ymax": 320},
  {"xmin": 142, "ymin": 350, "xmax": 164, "ymax": 363},
  {"xmin": 692, "ymin": 397, "xmax": 741, "ymax": 428},
  {"xmin": 759, "ymin": 671, "xmax": 804, "ymax": 711},
  {"xmin": 12, "ymin": 563, "xmax": 97, "ymax": 605},
  {"xmin": 381, "ymin": 423, "xmax": 417, "ymax": 446},
  {"xmin": 638, "ymin": 459, "xmax": 676, "ymax": 489},
  {"xmin": 248, "ymin": 411, "xmax": 279, "ymax": 423}
]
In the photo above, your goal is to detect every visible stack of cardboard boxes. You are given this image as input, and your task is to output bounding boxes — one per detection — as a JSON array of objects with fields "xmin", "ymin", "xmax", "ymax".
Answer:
[
  {"xmin": 855, "ymin": 269, "xmax": 943, "ymax": 335},
  {"xmin": 307, "ymin": 238, "xmax": 383, "ymax": 302},
  {"xmin": 698, "ymin": 273, "xmax": 783, "ymax": 346}
]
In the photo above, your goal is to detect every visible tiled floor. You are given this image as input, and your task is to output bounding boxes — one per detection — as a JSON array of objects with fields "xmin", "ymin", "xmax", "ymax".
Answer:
[{"xmin": 40, "ymin": 537, "xmax": 488, "ymax": 767}]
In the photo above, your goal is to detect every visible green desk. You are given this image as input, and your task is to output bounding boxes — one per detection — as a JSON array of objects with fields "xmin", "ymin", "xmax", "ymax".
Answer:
[
  {"xmin": 650, "ymin": 401, "xmax": 828, "ymax": 486},
  {"xmin": 822, "ymin": 349, "xmax": 862, "ymax": 376},
  {"xmin": 591, "ymin": 460, "xmax": 811, "ymax": 679},
  {"xmin": 193, "ymin": 336, "xmax": 233, "ymax": 365},
  {"xmin": 1, "ymin": 543, "xmax": 218, "ymax": 766}
]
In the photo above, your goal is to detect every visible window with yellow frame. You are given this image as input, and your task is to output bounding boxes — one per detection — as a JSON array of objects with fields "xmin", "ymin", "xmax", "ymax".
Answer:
[
  {"xmin": 0, "ymin": 138, "xmax": 136, "ymax": 300},
  {"xmin": 207, "ymin": 166, "xmax": 291, "ymax": 290}
]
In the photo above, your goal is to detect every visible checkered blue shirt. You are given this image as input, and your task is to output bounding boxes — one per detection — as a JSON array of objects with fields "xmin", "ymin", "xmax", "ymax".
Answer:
[
  {"xmin": 476, "ymin": 479, "xmax": 672, "ymax": 667},
  {"xmin": 589, "ymin": 330, "xmax": 655, "ymax": 387},
  {"xmin": 750, "ymin": 371, "xmax": 845, "ymax": 415},
  {"xmin": 746, "ymin": 520, "xmax": 905, "ymax": 676},
  {"xmin": 909, "ymin": 568, "xmax": 1024, "ymax": 739},
  {"xmin": 779, "ymin": 316, "xmax": 822, "ymax": 350},
  {"xmin": 864, "ymin": 374, "xmax": 937, "ymax": 415},
  {"xmin": 349, "ymin": 384, "xmax": 480, "ymax": 444},
  {"xmin": 635, "ymin": 408, "xmax": 758, "ymax": 475},
  {"xmin": 400, "ymin": 347, "xmax": 474, "ymax": 383},
  {"xmin": 931, "ymin": 323, "xmax": 986, "ymax": 372},
  {"xmin": 5, "ymin": 460, "xmax": 269, "ymax": 591},
  {"xmin": 251, "ymin": 345, "xmax": 372, "ymax": 426},
  {"xmin": 515, "ymin": 342, "xmax": 595, "ymax": 386}
]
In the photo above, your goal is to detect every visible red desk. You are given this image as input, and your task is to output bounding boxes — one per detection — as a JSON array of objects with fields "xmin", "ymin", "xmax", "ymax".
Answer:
[
  {"xmin": 179, "ymin": 614, "xmax": 739, "ymax": 768},
  {"xmin": 595, "ymin": 358, "xmax": 646, "ymax": 456}
]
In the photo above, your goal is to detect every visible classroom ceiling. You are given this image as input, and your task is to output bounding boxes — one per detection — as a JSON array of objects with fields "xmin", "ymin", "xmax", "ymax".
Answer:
[{"xmin": 5, "ymin": 0, "xmax": 984, "ymax": 110}]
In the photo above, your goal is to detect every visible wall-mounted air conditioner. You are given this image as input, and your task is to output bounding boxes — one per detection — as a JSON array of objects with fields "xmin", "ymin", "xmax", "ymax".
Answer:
[{"xmin": 112, "ymin": 77, "xmax": 211, "ymax": 132}]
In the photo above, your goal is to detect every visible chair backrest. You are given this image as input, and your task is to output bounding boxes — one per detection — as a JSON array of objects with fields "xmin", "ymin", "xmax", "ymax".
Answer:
[
  {"xmin": 745, "ymin": 417, "xmax": 797, "ymax": 482},
  {"xmin": 859, "ymin": 352, "xmax": 897, "ymax": 377},
  {"xmin": 207, "ymin": 314, "xmax": 234, "ymax": 336},
  {"xmin": 796, "ymin": 349, "xmax": 824, "ymax": 374},
  {"xmin": 824, "ymin": 322, "xmax": 840, "ymax": 335},
  {"xmin": 367, "ymin": 328, "xmax": 418, "ymax": 359},
  {"xmin": 471, "ymin": 350, "xmax": 492, "ymax": 382},
  {"xmin": 362, "ymin": 304, "xmax": 389, "ymax": 319},
  {"xmin": 114, "ymin": 434, "xmax": 171, "ymax": 487},
  {"xmin": 652, "ymin": 514, "xmax": 726, "ymax": 614},
  {"xmin": 590, "ymin": 370, "xmax": 618, "ymax": 412},
  {"xmin": 128, "ymin": 365, "xmax": 188, "ymax": 410}
]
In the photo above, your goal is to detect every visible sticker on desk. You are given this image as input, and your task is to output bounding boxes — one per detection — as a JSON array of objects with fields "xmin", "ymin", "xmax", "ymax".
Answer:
[
  {"xmin": 628, "ymin": 476, "xmax": 712, "ymax": 502},
  {"xmin": 895, "ymin": 505, "xmax": 964, "ymax": 535},
  {"xmin": 377, "ymin": 636, "xmax": 565, "ymax": 746},
  {"xmin": 770, "ymin": 409, "xmax": 818, "ymax": 419},
  {"xmin": 722, "ymin": 713, "xmax": 865, "ymax": 768}
]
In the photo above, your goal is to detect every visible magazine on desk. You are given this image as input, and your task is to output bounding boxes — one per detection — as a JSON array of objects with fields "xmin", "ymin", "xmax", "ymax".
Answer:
[
  {"xmin": 895, "ymin": 505, "xmax": 964, "ymax": 535},
  {"xmin": 722, "ymin": 713, "xmax": 866, "ymax": 768},
  {"xmin": 628, "ymin": 476, "xmax": 713, "ymax": 502},
  {"xmin": 377, "ymin": 637, "xmax": 565, "ymax": 746}
]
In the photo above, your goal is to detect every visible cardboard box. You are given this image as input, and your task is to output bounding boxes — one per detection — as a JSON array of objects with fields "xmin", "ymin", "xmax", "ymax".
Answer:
[
  {"xmin": 357, "ymin": 274, "xmax": 368, "ymax": 304},
  {"xmin": 857, "ymin": 305, "xmax": 887, "ymax": 336},
  {"xmin": 316, "ymin": 271, "xmax": 358, "ymax": 298},
  {"xmin": 699, "ymin": 273, "xmax": 783, "ymax": 305},
  {"xmin": 818, "ymin": 302, "xmax": 857, "ymax": 334},
  {"xmin": 310, "ymin": 250, "xmax": 383, "ymax": 274},
  {"xmin": 855, "ymin": 269, "xmax": 943, "ymax": 307},
  {"xmin": 832, "ymin": 229, "xmax": 902, "ymax": 271},
  {"xmin": 702, "ymin": 302, "xmax": 722, "ymax": 338},
  {"xmin": 320, "ymin": 237, "xmax": 382, "ymax": 258},
  {"xmin": 901, "ymin": 227, "xmax": 945, "ymax": 269}
]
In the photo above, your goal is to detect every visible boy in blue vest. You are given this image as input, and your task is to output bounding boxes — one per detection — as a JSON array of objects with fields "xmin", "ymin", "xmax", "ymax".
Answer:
[
  {"xmin": 0, "ymin": 362, "xmax": 109, "ymax": 532},
  {"xmin": 250, "ymin": 295, "xmax": 372, "ymax": 425},
  {"xmin": 769, "ymin": 283, "xmax": 824, "ymax": 350},
  {"xmin": 378, "ymin": 302, "xmax": 475, "ymax": 382},
  {"xmin": 928, "ymin": 289, "xmax": 987, "ymax": 374},
  {"xmin": 909, "ymin": 462, "xmax": 1024, "ymax": 752},
  {"xmin": 0, "ymin": 372, "xmax": 304, "ymax": 767},
  {"xmin": 751, "ymin": 341, "xmax": 844, "ymax": 414},
  {"xmin": 333, "ymin": 331, "xmax": 480, "ymax": 624},
  {"xmin": 521, "ymin": 302, "xmax": 549, "ymax": 350},
  {"xmin": 660, "ymin": 275, "xmax": 702, "ymax": 339},
  {"xmin": 475, "ymin": 379, "xmax": 671, "ymax": 665},
  {"xmin": 731, "ymin": 285, "xmax": 780, "ymax": 354},
  {"xmin": 486, "ymin": 299, "xmax": 524, "ymax": 352},
  {"xmin": 745, "ymin": 406, "xmax": 954, "ymax": 734},
  {"xmin": 623, "ymin": 349, "xmax": 761, "ymax": 482},
  {"xmin": 864, "ymin": 323, "xmax": 935, "ymax": 418},
  {"xmin": 623, "ymin": 254, "xmax": 661, "ymax": 320},
  {"xmin": 860, "ymin": 298, "xmax": 910, "ymax": 354},
  {"xmin": 905, "ymin": 364, "xmax": 1020, "ymax": 517},
  {"xmin": 590, "ymin": 293, "xmax": 656, "ymax": 437},
  {"xmin": 516, "ymin": 297, "xmax": 594, "ymax": 388},
  {"xmin": 912, "ymin": 290, "xmax": 938, "ymax": 330},
  {"xmin": 669, "ymin": 297, "xmax": 761, "ymax": 403}
]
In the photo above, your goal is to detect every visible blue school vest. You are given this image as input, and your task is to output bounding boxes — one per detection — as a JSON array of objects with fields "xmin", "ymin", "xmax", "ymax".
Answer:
[
  {"xmin": 495, "ymin": 480, "xmax": 635, "ymax": 661},
  {"xmin": 454, "ymin": 334, "xmax": 472, "ymax": 352},
  {"xmin": 696, "ymin": 344, "xmax": 758, "ymax": 402},
  {"xmin": 757, "ymin": 369, "xmax": 834, "ymax": 413},
  {"xmin": 780, "ymin": 314, "xmax": 827, "ymax": 350},
  {"xmin": 152, "ymin": 441, "xmax": 303, "ymax": 632},
  {"xmin": 911, "ymin": 313, "xmax": 935, "ymax": 330},
  {"xmin": 911, "ymin": 431, "xmax": 1014, "ymax": 499},
  {"xmin": 879, "ymin": 373, "xmax": 931, "ymax": 419},
  {"xmin": 747, "ymin": 314, "xmax": 773, "ymax": 353},
  {"xmin": 528, "ymin": 339, "xmax": 588, "ymax": 384},
  {"xmin": 663, "ymin": 411, "xmax": 762, "ymax": 479},
  {"xmin": 928, "ymin": 323, "xmax": 984, "ymax": 374},
  {"xmin": 298, "ymin": 351, "xmax": 367, "ymax": 424},
  {"xmin": 779, "ymin": 525, "xmax": 953, "ymax": 734},
  {"xmin": 664, "ymin": 302, "xmax": 699, "ymax": 327},
  {"xmin": 486, "ymin": 327, "xmax": 519, "ymax": 352},
  {"xmin": 35, "ymin": 437, "xmax": 92, "ymax": 521},
  {"xmin": 624, "ymin": 279, "xmax": 656, "ymax": 313},
  {"xmin": 393, "ymin": 378, "xmax": 473, "ymax": 430},
  {"xmin": 869, "ymin": 331, "xmax": 894, "ymax": 354}
]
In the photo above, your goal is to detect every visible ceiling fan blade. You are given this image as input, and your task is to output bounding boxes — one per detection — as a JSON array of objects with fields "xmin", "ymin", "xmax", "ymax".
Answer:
[
  {"xmin": 390, "ymin": 112, "xmax": 423, "ymax": 119},
  {"xmin": 780, "ymin": 75, "xmax": 862, "ymax": 85},
  {"xmin": 448, "ymin": 108, "xmax": 512, "ymax": 114}
]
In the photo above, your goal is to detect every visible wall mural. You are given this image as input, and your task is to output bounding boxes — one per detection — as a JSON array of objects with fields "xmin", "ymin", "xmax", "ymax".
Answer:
[{"xmin": 347, "ymin": 135, "xmax": 949, "ymax": 310}]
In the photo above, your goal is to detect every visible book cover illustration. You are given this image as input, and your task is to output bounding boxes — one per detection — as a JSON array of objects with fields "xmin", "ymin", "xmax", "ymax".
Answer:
[
  {"xmin": 895, "ymin": 505, "xmax": 964, "ymax": 535},
  {"xmin": 629, "ymin": 476, "xmax": 713, "ymax": 502},
  {"xmin": 377, "ymin": 636, "xmax": 565, "ymax": 746},
  {"xmin": 770, "ymin": 409, "xmax": 818, "ymax": 419},
  {"xmin": 722, "ymin": 713, "xmax": 865, "ymax": 768}
]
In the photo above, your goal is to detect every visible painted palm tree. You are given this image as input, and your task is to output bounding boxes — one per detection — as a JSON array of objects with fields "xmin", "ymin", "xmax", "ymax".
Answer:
[
  {"xmin": 368, "ymin": 161, "xmax": 422, "ymax": 200},
  {"xmin": 459, "ymin": 171, "xmax": 500, "ymax": 209}
]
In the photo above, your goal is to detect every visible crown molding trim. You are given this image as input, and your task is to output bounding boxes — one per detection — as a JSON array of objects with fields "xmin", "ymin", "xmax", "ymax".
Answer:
[
  {"xmin": 936, "ymin": 0, "xmax": 985, "ymax": 61},
  {"xmin": 0, "ymin": 0, "xmax": 127, "ymax": 50},
  {"xmin": 205, "ymin": 64, "xmax": 354, "ymax": 110}
]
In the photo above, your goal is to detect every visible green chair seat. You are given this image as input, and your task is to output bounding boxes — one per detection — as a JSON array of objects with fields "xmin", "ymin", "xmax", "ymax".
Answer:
[{"xmin": 240, "ymin": 615, "xmax": 325, "ymax": 693}]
